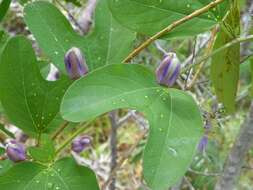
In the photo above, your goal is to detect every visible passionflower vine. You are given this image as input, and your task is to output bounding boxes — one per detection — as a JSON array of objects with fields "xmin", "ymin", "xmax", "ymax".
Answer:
[
  {"xmin": 6, "ymin": 140, "xmax": 26, "ymax": 162},
  {"xmin": 71, "ymin": 135, "xmax": 92, "ymax": 153},
  {"xmin": 156, "ymin": 52, "xmax": 181, "ymax": 87},
  {"xmin": 64, "ymin": 47, "xmax": 89, "ymax": 80}
]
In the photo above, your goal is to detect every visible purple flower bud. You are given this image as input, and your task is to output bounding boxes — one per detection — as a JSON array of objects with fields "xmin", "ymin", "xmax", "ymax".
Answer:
[
  {"xmin": 64, "ymin": 47, "xmax": 89, "ymax": 80},
  {"xmin": 198, "ymin": 135, "xmax": 208, "ymax": 152},
  {"xmin": 71, "ymin": 135, "xmax": 92, "ymax": 153},
  {"xmin": 6, "ymin": 140, "xmax": 26, "ymax": 162},
  {"xmin": 156, "ymin": 53, "xmax": 181, "ymax": 87}
]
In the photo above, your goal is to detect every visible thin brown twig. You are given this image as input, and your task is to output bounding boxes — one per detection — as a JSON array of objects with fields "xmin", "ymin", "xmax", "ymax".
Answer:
[{"xmin": 123, "ymin": 0, "xmax": 226, "ymax": 63}]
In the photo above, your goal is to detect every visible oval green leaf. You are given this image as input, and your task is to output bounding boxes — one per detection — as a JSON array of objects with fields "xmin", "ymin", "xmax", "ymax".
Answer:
[
  {"xmin": 61, "ymin": 64, "xmax": 203, "ymax": 189},
  {"xmin": 0, "ymin": 157, "xmax": 99, "ymax": 190},
  {"xmin": 211, "ymin": 2, "xmax": 240, "ymax": 113},
  {"xmin": 0, "ymin": 0, "xmax": 11, "ymax": 22},
  {"xmin": 0, "ymin": 36, "xmax": 71, "ymax": 136},
  {"xmin": 24, "ymin": 0, "xmax": 136, "ymax": 73}
]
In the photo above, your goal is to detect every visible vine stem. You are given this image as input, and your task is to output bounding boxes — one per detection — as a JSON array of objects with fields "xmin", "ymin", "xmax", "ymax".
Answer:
[
  {"xmin": 185, "ymin": 28, "xmax": 217, "ymax": 90},
  {"xmin": 51, "ymin": 121, "xmax": 69, "ymax": 140},
  {"xmin": 108, "ymin": 111, "xmax": 118, "ymax": 190},
  {"xmin": 123, "ymin": 0, "xmax": 226, "ymax": 63},
  {"xmin": 55, "ymin": 120, "xmax": 93, "ymax": 156},
  {"xmin": 215, "ymin": 101, "xmax": 253, "ymax": 190},
  {"xmin": 182, "ymin": 34, "xmax": 253, "ymax": 73}
]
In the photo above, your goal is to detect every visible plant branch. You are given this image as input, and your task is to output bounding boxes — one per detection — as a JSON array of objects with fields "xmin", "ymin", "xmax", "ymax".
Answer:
[
  {"xmin": 51, "ymin": 121, "xmax": 69, "ymax": 140},
  {"xmin": 109, "ymin": 111, "xmax": 118, "ymax": 190},
  {"xmin": 123, "ymin": 0, "xmax": 226, "ymax": 63},
  {"xmin": 214, "ymin": 101, "xmax": 253, "ymax": 190}
]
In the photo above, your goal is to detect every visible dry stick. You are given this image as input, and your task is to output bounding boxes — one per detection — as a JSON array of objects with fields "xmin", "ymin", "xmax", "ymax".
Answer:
[
  {"xmin": 108, "ymin": 111, "xmax": 118, "ymax": 190},
  {"xmin": 123, "ymin": 0, "xmax": 226, "ymax": 63},
  {"xmin": 186, "ymin": 28, "xmax": 217, "ymax": 90},
  {"xmin": 101, "ymin": 131, "xmax": 147, "ymax": 190},
  {"xmin": 214, "ymin": 101, "xmax": 253, "ymax": 190}
]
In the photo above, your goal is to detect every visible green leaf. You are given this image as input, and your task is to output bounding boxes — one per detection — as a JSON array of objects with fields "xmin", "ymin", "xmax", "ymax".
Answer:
[
  {"xmin": 0, "ymin": 147, "xmax": 4, "ymax": 155},
  {"xmin": 64, "ymin": 0, "xmax": 82, "ymax": 7},
  {"xmin": 107, "ymin": 0, "xmax": 228, "ymax": 39},
  {"xmin": 0, "ymin": 30, "xmax": 9, "ymax": 54},
  {"xmin": 28, "ymin": 134, "xmax": 55, "ymax": 163},
  {"xmin": 61, "ymin": 64, "xmax": 203, "ymax": 190},
  {"xmin": 0, "ymin": 157, "xmax": 99, "ymax": 190},
  {"xmin": 24, "ymin": 0, "xmax": 136, "ymax": 74},
  {"xmin": 250, "ymin": 58, "xmax": 253, "ymax": 96},
  {"xmin": 211, "ymin": 1, "xmax": 240, "ymax": 113},
  {"xmin": 0, "ymin": 36, "xmax": 71, "ymax": 137},
  {"xmin": 0, "ymin": 160, "xmax": 13, "ymax": 176},
  {"xmin": 0, "ymin": 0, "xmax": 11, "ymax": 22},
  {"xmin": 38, "ymin": 61, "xmax": 51, "ymax": 79}
]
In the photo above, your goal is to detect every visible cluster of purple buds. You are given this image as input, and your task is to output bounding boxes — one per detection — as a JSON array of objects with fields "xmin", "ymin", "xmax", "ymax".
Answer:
[
  {"xmin": 64, "ymin": 47, "xmax": 89, "ymax": 80},
  {"xmin": 156, "ymin": 52, "xmax": 181, "ymax": 87},
  {"xmin": 71, "ymin": 135, "xmax": 92, "ymax": 153},
  {"xmin": 198, "ymin": 121, "xmax": 212, "ymax": 152},
  {"xmin": 6, "ymin": 140, "xmax": 26, "ymax": 162}
]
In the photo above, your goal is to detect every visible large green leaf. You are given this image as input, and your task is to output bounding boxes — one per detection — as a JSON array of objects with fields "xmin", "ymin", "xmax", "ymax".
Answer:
[
  {"xmin": 211, "ymin": 1, "xmax": 240, "ymax": 113},
  {"xmin": 0, "ymin": 29, "xmax": 9, "ymax": 113},
  {"xmin": 107, "ymin": 0, "xmax": 228, "ymax": 39},
  {"xmin": 0, "ymin": 0, "xmax": 11, "ymax": 22},
  {"xmin": 0, "ymin": 30, "xmax": 9, "ymax": 53},
  {"xmin": 61, "ymin": 64, "xmax": 203, "ymax": 190},
  {"xmin": 24, "ymin": 0, "xmax": 136, "ymax": 73},
  {"xmin": 0, "ymin": 36, "xmax": 71, "ymax": 137},
  {"xmin": 0, "ymin": 160, "xmax": 13, "ymax": 176},
  {"xmin": 0, "ymin": 157, "xmax": 99, "ymax": 190}
]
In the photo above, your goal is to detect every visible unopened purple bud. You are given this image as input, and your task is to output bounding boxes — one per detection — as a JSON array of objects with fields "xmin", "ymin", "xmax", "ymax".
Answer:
[
  {"xmin": 64, "ymin": 47, "xmax": 89, "ymax": 80},
  {"xmin": 156, "ymin": 53, "xmax": 181, "ymax": 87},
  {"xmin": 198, "ymin": 135, "xmax": 208, "ymax": 152},
  {"xmin": 71, "ymin": 135, "xmax": 92, "ymax": 153},
  {"xmin": 6, "ymin": 140, "xmax": 26, "ymax": 162}
]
